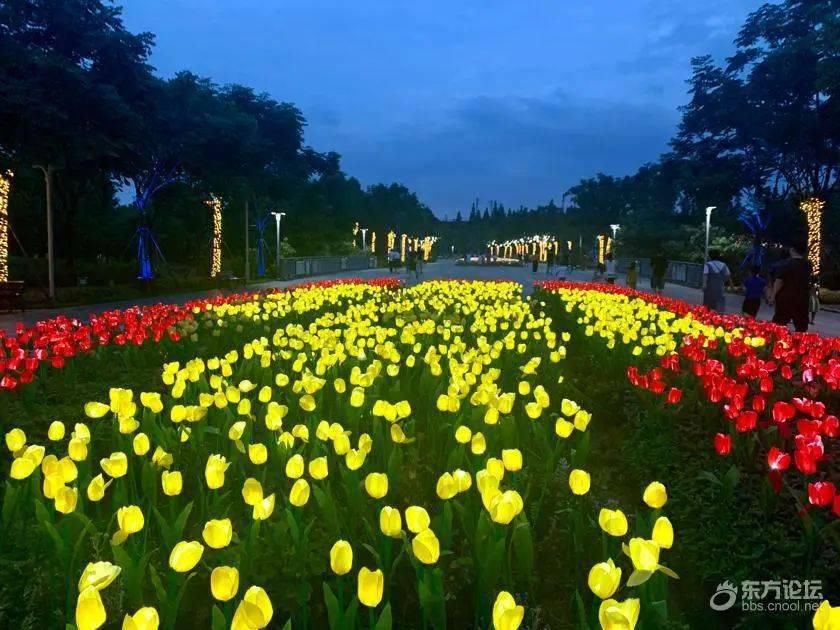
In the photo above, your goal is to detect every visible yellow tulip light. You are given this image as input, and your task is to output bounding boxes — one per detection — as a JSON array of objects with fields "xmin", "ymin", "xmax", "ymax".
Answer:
[
  {"xmin": 642, "ymin": 481, "xmax": 668, "ymax": 509},
  {"xmin": 405, "ymin": 505, "xmax": 431, "ymax": 534},
  {"xmin": 289, "ymin": 478, "xmax": 311, "ymax": 507},
  {"xmin": 628, "ymin": 537, "xmax": 660, "ymax": 572},
  {"xmin": 588, "ymin": 558, "xmax": 622, "ymax": 599},
  {"xmin": 232, "ymin": 586, "xmax": 274, "ymax": 629},
  {"xmin": 5, "ymin": 427, "xmax": 25, "ymax": 452},
  {"xmin": 76, "ymin": 586, "xmax": 107, "ymax": 630},
  {"xmin": 205, "ymin": 454, "xmax": 230, "ymax": 489},
  {"xmin": 54, "ymin": 486, "xmax": 79, "ymax": 514},
  {"xmin": 813, "ymin": 601, "xmax": 840, "ymax": 629},
  {"xmin": 379, "ymin": 505, "xmax": 402, "ymax": 537},
  {"xmin": 330, "ymin": 539, "xmax": 353, "ymax": 575},
  {"xmin": 492, "ymin": 591, "xmax": 525, "ymax": 630},
  {"xmin": 598, "ymin": 508, "xmax": 628, "ymax": 537},
  {"xmin": 210, "ymin": 566, "xmax": 240, "ymax": 602},
  {"xmin": 48, "ymin": 420, "xmax": 65, "ymax": 441},
  {"xmin": 161, "ymin": 471, "xmax": 183, "ymax": 496},
  {"xmin": 568, "ymin": 469, "xmax": 591, "ymax": 495},
  {"xmin": 412, "ymin": 528, "xmax": 440, "ymax": 565},
  {"xmin": 86, "ymin": 474, "xmax": 110, "ymax": 502},
  {"xmin": 253, "ymin": 493, "xmax": 276, "ymax": 521},
  {"xmin": 364, "ymin": 472, "xmax": 389, "ymax": 499},
  {"xmin": 652, "ymin": 516, "xmax": 674, "ymax": 549},
  {"xmin": 168, "ymin": 540, "xmax": 205, "ymax": 573},
  {"xmin": 598, "ymin": 598, "xmax": 640, "ymax": 630},
  {"xmin": 78, "ymin": 561, "xmax": 121, "ymax": 592},
  {"xmin": 202, "ymin": 518, "xmax": 234, "ymax": 549},
  {"xmin": 357, "ymin": 567, "xmax": 384, "ymax": 608},
  {"xmin": 122, "ymin": 607, "xmax": 159, "ymax": 630}
]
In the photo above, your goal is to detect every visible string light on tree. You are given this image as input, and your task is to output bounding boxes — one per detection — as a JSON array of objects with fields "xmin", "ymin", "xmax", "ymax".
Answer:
[
  {"xmin": 597, "ymin": 235, "xmax": 606, "ymax": 265},
  {"xmin": 387, "ymin": 230, "xmax": 396, "ymax": 251},
  {"xmin": 0, "ymin": 171, "xmax": 12, "ymax": 282},
  {"xmin": 371, "ymin": 231, "xmax": 376, "ymax": 254},
  {"xmin": 401, "ymin": 234, "xmax": 407, "ymax": 262},
  {"xmin": 207, "ymin": 194, "xmax": 223, "ymax": 278},
  {"xmin": 800, "ymin": 197, "xmax": 824, "ymax": 277}
]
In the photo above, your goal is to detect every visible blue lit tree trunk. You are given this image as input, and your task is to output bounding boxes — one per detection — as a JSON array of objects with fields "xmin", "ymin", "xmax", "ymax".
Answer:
[
  {"xmin": 132, "ymin": 160, "xmax": 181, "ymax": 280},
  {"xmin": 255, "ymin": 215, "xmax": 270, "ymax": 277}
]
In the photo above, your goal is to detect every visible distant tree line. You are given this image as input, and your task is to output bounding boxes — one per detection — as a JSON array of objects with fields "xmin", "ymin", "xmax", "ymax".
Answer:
[
  {"xmin": 0, "ymin": 0, "xmax": 437, "ymax": 283},
  {"xmin": 441, "ymin": 0, "xmax": 840, "ymax": 283}
]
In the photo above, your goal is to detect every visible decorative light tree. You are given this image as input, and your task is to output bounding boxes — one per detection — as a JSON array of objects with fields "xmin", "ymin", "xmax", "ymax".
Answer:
[
  {"xmin": 207, "ymin": 195, "xmax": 224, "ymax": 278},
  {"xmin": 801, "ymin": 198, "xmax": 824, "ymax": 278},
  {"xmin": 370, "ymin": 231, "xmax": 376, "ymax": 255},
  {"xmin": 0, "ymin": 171, "xmax": 12, "ymax": 282}
]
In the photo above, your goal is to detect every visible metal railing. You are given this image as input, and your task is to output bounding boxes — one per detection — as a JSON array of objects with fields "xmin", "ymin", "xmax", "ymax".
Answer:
[
  {"xmin": 277, "ymin": 255, "xmax": 378, "ymax": 280},
  {"xmin": 616, "ymin": 258, "xmax": 704, "ymax": 288}
]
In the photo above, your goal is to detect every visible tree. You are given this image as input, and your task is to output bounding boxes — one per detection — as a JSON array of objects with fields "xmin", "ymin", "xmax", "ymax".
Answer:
[{"xmin": 0, "ymin": 0, "xmax": 154, "ymax": 265}]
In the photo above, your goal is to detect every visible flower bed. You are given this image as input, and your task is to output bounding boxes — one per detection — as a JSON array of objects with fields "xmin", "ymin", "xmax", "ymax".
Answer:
[
  {"xmin": 2, "ymin": 280, "xmax": 678, "ymax": 629},
  {"xmin": 536, "ymin": 280, "xmax": 840, "ymax": 521},
  {"xmin": 0, "ymin": 278, "xmax": 402, "ymax": 391}
]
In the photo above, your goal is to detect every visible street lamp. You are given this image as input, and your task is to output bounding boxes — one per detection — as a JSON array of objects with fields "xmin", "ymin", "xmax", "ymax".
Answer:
[
  {"xmin": 360, "ymin": 228, "xmax": 368, "ymax": 252},
  {"xmin": 271, "ymin": 211, "xmax": 286, "ymax": 277},
  {"xmin": 704, "ymin": 206, "xmax": 716, "ymax": 262}
]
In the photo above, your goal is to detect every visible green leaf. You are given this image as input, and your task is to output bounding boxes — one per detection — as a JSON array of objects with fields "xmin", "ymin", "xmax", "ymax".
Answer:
[
  {"xmin": 281, "ymin": 620, "xmax": 293, "ymax": 630},
  {"xmin": 723, "ymin": 464, "xmax": 740, "ymax": 489},
  {"xmin": 626, "ymin": 570, "xmax": 653, "ymax": 587},
  {"xmin": 512, "ymin": 521, "xmax": 535, "ymax": 579},
  {"xmin": 657, "ymin": 564, "xmax": 680, "ymax": 580},
  {"xmin": 211, "ymin": 605, "xmax": 227, "ymax": 630},
  {"xmin": 173, "ymin": 501, "xmax": 194, "ymax": 541},
  {"xmin": 697, "ymin": 471, "xmax": 722, "ymax": 486},
  {"xmin": 323, "ymin": 582, "xmax": 341, "ymax": 630},
  {"xmin": 375, "ymin": 603, "xmax": 392, "ymax": 630},
  {"xmin": 147, "ymin": 564, "xmax": 168, "ymax": 608},
  {"xmin": 152, "ymin": 506, "xmax": 174, "ymax": 549},
  {"xmin": 573, "ymin": 589, "xmax": 590, "ymax": 630}
]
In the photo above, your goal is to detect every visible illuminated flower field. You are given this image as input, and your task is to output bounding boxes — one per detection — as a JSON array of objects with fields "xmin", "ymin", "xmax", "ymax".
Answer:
[{"xmin": 2, "ymin": 279, "xmax": 838, "ymax": 629}]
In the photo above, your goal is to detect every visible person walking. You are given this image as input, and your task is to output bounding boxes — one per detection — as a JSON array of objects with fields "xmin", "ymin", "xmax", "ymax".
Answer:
[
  {"xmin": 626, "ymin": 260, "xmax": 638, "ymax": 290},
  {"xmin": 770, "ymin": 242, "xmax": 811, "ymax": 332},
  {"xmin": 546, "ymin": 249, "xmax": 556, "ymax": 275},
  {"xmin": 650, "ymin": 253, "xmax": 668, "ymax": 295},
  {"xmin": 741, "ymin": 265, "xmax": 766, "ymax": 318},
  {"xmin": 703, "ymin": 250, "xmax": 731, "ymax": 312},
  {"xmin": 531, "ymin": 254, "xmax": 539, "ymax": 273},
  {"xmin": 605, "ymin": 253, "xmax": 617, "ymax": 284},
  {"xmin": 388, "ymin": 249, "xmax": 399, "ymax": 273},
  {"xmin": 809, "ymin": 280, "xmax": 820, "ymax": 325},
  {"xmin": 406, "ymin": 249, "xmax": 417, "ymax": 279}
]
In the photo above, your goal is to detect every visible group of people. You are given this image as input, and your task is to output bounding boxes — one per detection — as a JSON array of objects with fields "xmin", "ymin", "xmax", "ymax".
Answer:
[
  {"xmin": 388, "ymin": 248, "xmax": 423, "ymax": 279},
  {"xmin": 702, "ymin": 242, "xmax": 818, "ymax": 332}
]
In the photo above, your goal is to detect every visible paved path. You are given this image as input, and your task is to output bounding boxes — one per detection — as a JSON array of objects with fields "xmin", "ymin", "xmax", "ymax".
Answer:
[{"xmin": 1, "ymin": 260, "xmax": 838, "ymax": 337}]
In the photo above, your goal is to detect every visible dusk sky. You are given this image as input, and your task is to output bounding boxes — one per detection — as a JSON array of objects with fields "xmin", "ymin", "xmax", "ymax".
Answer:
[{"xmin": 121, "ymin": 0, "xmax": 764, "ymax": 218}]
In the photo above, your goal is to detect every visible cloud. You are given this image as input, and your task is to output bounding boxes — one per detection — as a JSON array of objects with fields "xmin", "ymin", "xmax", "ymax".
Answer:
[{"xmin": 334, "ymin": 92, "xmax": 679, "ymax": 217}]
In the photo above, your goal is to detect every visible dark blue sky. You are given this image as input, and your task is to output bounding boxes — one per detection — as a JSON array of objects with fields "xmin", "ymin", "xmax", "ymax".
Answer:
[{"xmin": 121, "ymin": 0, "xmax": 763, "ymax": 218}]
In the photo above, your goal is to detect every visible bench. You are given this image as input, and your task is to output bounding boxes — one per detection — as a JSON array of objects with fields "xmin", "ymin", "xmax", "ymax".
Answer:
[{"xmin": 0, "ymin": 281, "xmax": 24, "ymax": 312}]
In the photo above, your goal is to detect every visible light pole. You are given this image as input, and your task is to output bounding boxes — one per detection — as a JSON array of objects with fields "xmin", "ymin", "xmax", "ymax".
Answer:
[
  {"xmin": 704, "ymin": 206, "xmax": 716, "ymax": 262},
  {"xmin": 609, "ymin": 224, "xmax": 620, "ymax": 257},
  {"xmin": 34, "ymin": 164, "xmax": 56, "ymax": 301},
  {"xmin": 271, "ymin": 211, "xmax": 286, "ymax": 278},
  {"xmin": 360, "ymin": 228, "xmax": 368, "ymax": 252}
]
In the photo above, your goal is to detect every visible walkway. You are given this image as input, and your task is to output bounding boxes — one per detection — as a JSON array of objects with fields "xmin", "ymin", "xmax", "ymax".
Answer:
[{"xmin": 0, "ymin": 260, "xmax": 838, "ymax": 337}]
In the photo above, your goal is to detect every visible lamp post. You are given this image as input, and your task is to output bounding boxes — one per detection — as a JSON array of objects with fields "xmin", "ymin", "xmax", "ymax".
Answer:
[
  {"xmin": 609, "ymin": 224, "xmax": 620, "ymax": 257},
  {"xmin": 704, "ymin": 206, "xmax": 716, "ymax": 262},
  {"xmin": 360, "ymin": 228, "xmax": 368, "ymax": 252},
  {"xmin": 271, "ymin": 211, "xmax": 286, "ymax": 278},
  {"xmin": 34, "ymin": 164, "xmax": 56, "ymax": 301}
]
